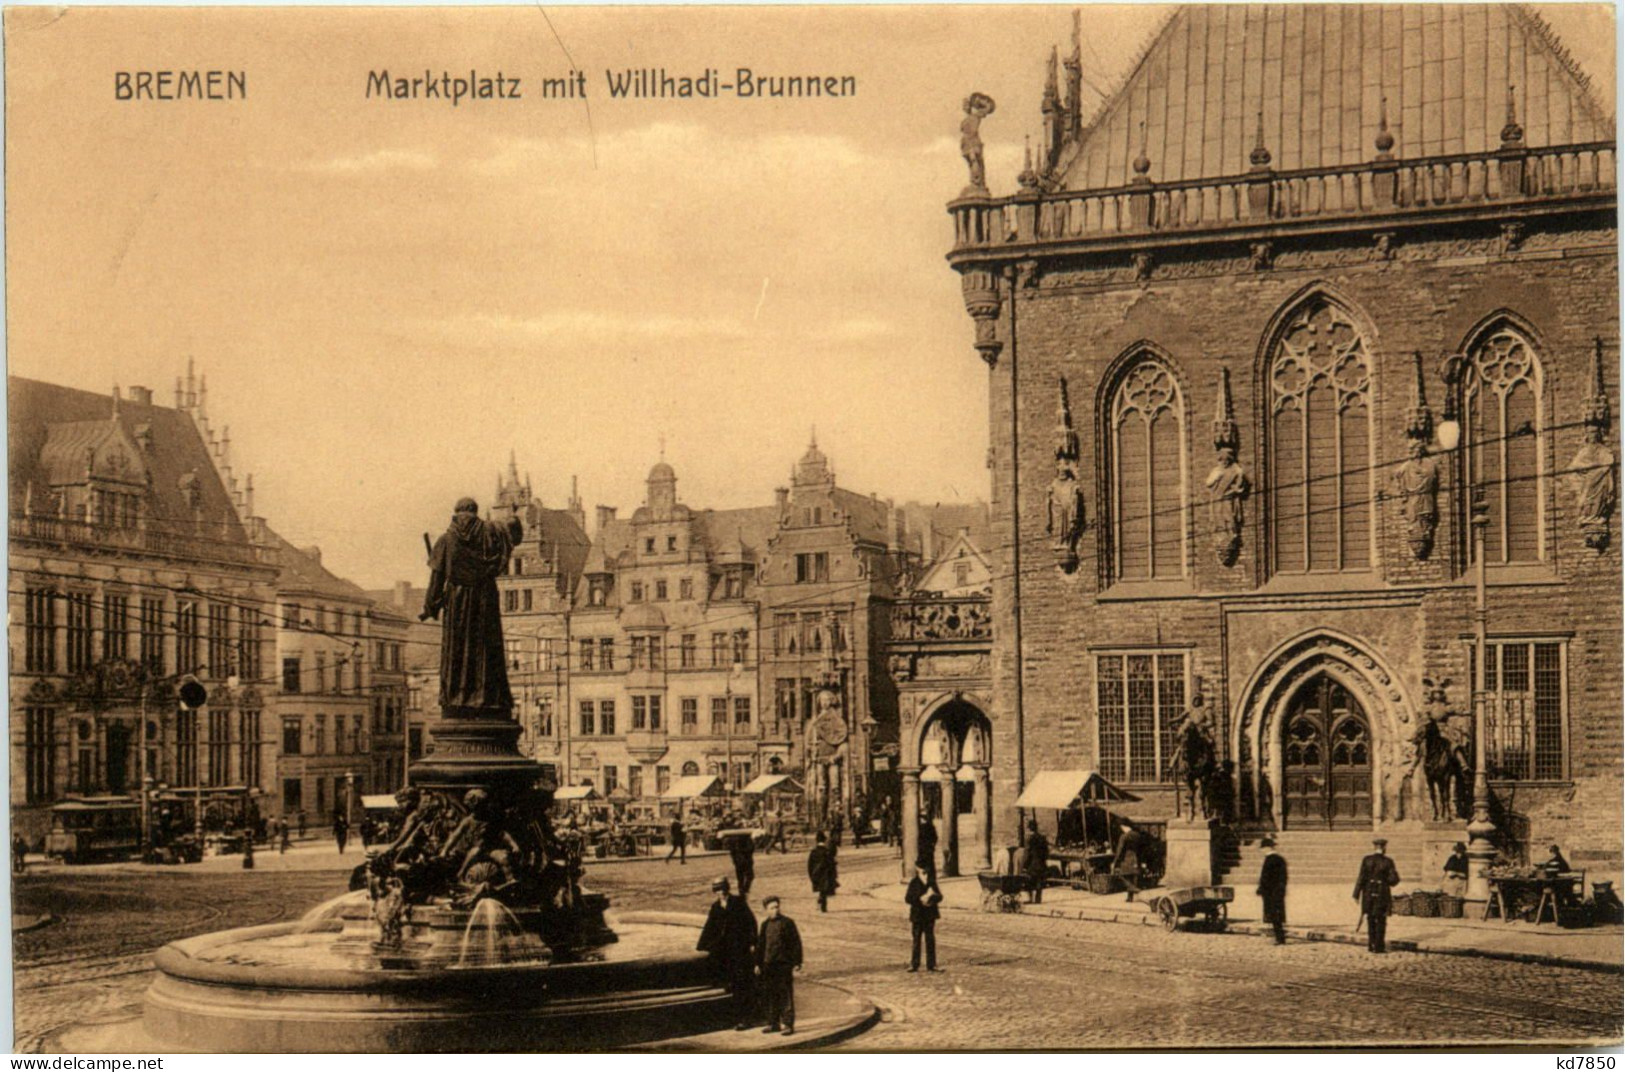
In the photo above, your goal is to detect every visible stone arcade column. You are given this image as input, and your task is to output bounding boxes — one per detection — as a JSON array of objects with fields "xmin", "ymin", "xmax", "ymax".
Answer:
[
  {"xmin": 900, "ymin": 767, "xmax": 921, "ymax": 880},
  {"xmin": 971, "ymin": 764, "xmax": 993, "ymax": 871},
  {"xmin": 939, "ymin": 763, "xmax": 960, "ymax": 878}
]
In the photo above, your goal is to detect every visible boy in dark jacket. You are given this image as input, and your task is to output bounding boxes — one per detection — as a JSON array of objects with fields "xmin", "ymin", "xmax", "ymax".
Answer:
[{"xmin": 756, "ymin": 895, "xmax": 803, "ymax": 1035}]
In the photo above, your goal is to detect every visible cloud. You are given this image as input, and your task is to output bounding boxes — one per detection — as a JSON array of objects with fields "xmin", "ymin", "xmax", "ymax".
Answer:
[
  {"xmin": 812, "ymin": 317, "xmax": 896, "ymax": 343},
  {"xmin": 295, "ymin": 149, "xmax": 439, "ymax": 174},
  {"xmin": 426, "ymin": 309, "xmax": 751, "ymax": 345}
]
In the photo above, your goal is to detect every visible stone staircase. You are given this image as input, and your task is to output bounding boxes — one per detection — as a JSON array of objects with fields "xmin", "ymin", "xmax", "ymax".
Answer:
[{"xmin": 1220, "ymin": 829, "xmax": 1426, "ymax": 886}]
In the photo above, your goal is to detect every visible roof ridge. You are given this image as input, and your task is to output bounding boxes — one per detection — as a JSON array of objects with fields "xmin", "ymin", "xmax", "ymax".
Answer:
[{"xmin": 1509, "ymin": 3, "xmax": 1615, "ymax": 130}]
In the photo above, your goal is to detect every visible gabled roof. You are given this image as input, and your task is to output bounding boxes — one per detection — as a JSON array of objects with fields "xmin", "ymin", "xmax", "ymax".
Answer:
[
  {"xmin": 8, "ymin": 376, "xmax": 248, "ymax": 544},
  {"xmin": 1056, "ymin": 4, "xmax": 1613, "ymax": 191},
  {"xmin": 262, "ymin": 524, "xmax": 372, "ymax": 603}
]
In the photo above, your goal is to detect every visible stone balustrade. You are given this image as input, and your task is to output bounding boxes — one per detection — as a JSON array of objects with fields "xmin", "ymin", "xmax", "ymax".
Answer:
[{"xmin": 949, "ymin": 141, "xmax": 1615, "ymax": 254}]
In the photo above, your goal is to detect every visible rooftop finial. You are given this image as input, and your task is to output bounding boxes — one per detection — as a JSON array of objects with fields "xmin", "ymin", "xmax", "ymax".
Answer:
[
  {"xmin": 1250, "ymin": 108, "xmax": 1272, "ymax": 168},
  {"xmin": 1132, "ymin": 120, "xmax": 1151, "ymax": 177},
  {"xmin": 1043, "ymin": 45, "xmax": 1059, "ymax": 107},
  {"xmin": 1375, "ymin": 96, "xmax": 1395, "ymax": 156},
  {"xmin": 111, "ymin": 384, "xmax": 121, "ymax": 417},
  {"xmin": 1501, "ymin": 84, "xmax": 1524, "ymax": 146}
]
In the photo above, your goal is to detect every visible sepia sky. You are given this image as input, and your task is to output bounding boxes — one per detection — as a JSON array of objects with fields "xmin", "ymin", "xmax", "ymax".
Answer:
[{"xmin": 6, "ymin": 4, "xmax": 1614, "ymax": 589}]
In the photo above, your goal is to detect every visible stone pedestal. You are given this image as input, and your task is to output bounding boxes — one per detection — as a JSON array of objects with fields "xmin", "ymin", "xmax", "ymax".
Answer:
[{"xmin": 1162, "ymin": 820, "xmax": 1215, "ymax": 887}]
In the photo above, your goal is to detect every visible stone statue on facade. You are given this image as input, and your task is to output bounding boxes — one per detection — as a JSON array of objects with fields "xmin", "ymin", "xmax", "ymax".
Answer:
[
  {"xmin": 1205, "ymin": 447, "xmax": 1249, "ymax": 568},
  {"xmin": 1389, "ymin": 352, "xmax": 1442, "ymax": 560},
  {"xmin": 1570, "ymin": 339, "xmax": 1617, "ymax": 552},
  {"xmin": 1046, "ymin": 458, "xmax": 1086, "ymax": 571},
  {"xmin": 959, "ymin": 93, "xmax": 996, "ymax": 195},
  {"xmin": 1207, "ymin": 367, "xmax": 1249, "ymax": 567},
  {"xmin": 1391, "ymin": 438, "xmax": 1441, "ymax": 560},
  {"xmin": 422, "ymin": 497, "xmax": 524, "ymax": 715}
]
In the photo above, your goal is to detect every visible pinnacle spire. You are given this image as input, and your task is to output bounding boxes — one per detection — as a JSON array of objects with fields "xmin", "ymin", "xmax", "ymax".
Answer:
[{"xmin": 1213, "ymin": 366, "xmax": 1239, "ymax": 452}]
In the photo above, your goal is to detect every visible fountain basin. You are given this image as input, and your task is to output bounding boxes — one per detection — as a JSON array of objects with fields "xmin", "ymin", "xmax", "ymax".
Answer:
[{"xmin": 144, "ymin": 912, "xmax": 732, "ymax": 1053}]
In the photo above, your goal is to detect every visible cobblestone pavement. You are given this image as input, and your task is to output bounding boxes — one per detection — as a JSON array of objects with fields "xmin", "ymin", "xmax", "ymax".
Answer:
[{"xmin": 13, "ymin": 849, "xmax": 1622, "ymax": 1051}]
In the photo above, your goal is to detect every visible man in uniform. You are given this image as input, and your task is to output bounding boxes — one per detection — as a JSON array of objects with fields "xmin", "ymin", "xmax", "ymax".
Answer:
[
  {"xmin": 1353, "ymin": 836, "xmax": 1401, "ymax": 953},
  {"xmin": 697, "ymin": 877, "xmax": 758, "ymax": 1029},
  {"xmin": 905, "ymin": 862, "xmax": 943, "ymax": 972}
]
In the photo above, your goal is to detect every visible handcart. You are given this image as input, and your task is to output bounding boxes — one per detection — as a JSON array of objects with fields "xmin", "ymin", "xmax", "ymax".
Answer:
[
  {"xmin": 1149, "ymin": 885, "xmax": 1233, "ymax": 933},
  {"xmin": 978, "ymin": 871, "xmax": 1027, "ymax": 914}
]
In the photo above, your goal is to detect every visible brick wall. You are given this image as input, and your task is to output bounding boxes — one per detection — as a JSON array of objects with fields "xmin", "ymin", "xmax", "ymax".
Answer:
[{"xmin": 981, "ymin": 217, "xmax": 1622, "ymax": 864}]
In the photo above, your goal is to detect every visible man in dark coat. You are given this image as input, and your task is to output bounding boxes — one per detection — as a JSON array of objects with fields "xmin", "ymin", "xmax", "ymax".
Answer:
[
  {"xmin": 422, "ymin": 498, "xmax": 523, "ymax": 715},
  {"xmin": 1353, "ymin": 836, "xmax": 1401, "ymax": 953},
  {"xmin": 666, "ymin": 814, "xmax": 686, "ymax": 865},
  {"xmin": 1024, "ymin": 820, "xmax": 1050, "ymax": 904},
  {"xmin": 696, "ymin": 877, "xmax": 758, "ymax": 1029},
  {"xmin": 728, "ymin": 830, "xmax": 756, "ymax": 897},
  {"xmin": 333, "ymin": 813, "xmax": 349, "ymax": 855},
  {"xmin": 1257, "ymin": 835, "xmax": 1288, "ymax": 944},
  {"xmin": 807, "ymin": 831, "xmax": 838, "ymax": 912},
  {"xmin": 916, "ymin": 817, "xmax": 939, "ymax": 881},
  {"xmin": 905, "ymin": 863, "xmax": 943, "ymax": 972},
  {"xmin": 755, "ymin": 895, "xmax": 803, "ymax": 1035}
]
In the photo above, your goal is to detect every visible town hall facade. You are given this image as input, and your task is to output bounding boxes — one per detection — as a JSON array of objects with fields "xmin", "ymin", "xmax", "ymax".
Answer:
[{"xmin": 941, "ymin": 4, "xmax": 1620, "ymax": 878}]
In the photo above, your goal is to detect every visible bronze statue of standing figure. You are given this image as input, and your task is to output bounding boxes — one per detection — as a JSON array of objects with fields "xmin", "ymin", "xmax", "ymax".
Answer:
[{"xmin": 422, "ymin": 497, "xmax": 524, "ymax": 716}]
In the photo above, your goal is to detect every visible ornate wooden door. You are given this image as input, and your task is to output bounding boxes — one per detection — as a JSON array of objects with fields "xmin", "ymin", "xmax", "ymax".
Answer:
[{"xmin": 1281, "ymin": 676, "xmax": 1373, "ymax": 828}]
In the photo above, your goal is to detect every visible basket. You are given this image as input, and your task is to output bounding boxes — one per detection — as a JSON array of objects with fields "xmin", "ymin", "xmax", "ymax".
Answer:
[
  {"xmin": 1390, "ymin": 893, "xmax": 1412, "ymax": 916},
  {"xmin": 1411, "ymin": 890, "xmax": 1440, "ymax": 918},
  {"xmin": 1088, "ymin": 872, "xmax": 1119, "ymax": 895},
  {"xmin": 1436, "ymin": 894, "xmax": 1464, "ymax": 919}
]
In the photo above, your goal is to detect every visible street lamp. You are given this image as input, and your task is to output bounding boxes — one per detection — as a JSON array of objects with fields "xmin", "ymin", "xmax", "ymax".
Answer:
[{"xmin": 1434, "ymin": 401, "xmax": 1496, "ymax": 904}]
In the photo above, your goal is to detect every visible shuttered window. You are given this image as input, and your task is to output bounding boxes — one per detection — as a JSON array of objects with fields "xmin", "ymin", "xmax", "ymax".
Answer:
[
  {"xmin": 1111, "ymin": 358, "xmax": 1186, "ymax": 581},
  {"xmin": 1270, "ymin": 299, "xmax": 1373, "ymax": 573},
  {"xmin": 1466, "ymin": 327, "xmax": 1544, "ymax": 564}
]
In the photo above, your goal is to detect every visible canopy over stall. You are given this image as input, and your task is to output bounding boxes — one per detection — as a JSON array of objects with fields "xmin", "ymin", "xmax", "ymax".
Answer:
[
  {"xmin": 553, "ymin": 785, "xmax": 601, "ymax": 802},
  {"xmin": 741, "ymin": 774, "xmax": 803, "ymax": 796},
  {"xmin": 660, "ymin": 774, "xmax": 723, "ymax": 801},
  {"xmin": 1014, "ymin": 770, "xmax": 1139, "ymax": 810},
  {"xmin": 360, "ymin": 795, "xmax": 398, "ymax": 812}
]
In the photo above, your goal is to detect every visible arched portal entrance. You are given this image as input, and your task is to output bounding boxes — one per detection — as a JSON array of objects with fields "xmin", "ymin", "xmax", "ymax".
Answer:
[
  {"xmin": 1280, "ymin": 675, "xmax": 1373, "ymax": 828},
  {"xmin": 1233, "ymin": 631, "xmax": 1420, "ymax": 828},
  {"xmin": 904, "ymin": 698, "xmax": 993, "ymax": 878}
]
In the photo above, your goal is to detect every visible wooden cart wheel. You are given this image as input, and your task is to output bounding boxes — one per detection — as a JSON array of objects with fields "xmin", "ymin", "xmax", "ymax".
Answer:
[{"xmin": 1158, "ymin": 898, "xmax": 1179, "ymax": 932}]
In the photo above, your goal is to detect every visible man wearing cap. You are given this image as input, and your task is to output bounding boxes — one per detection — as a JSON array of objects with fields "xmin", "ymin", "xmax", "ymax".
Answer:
[
  {"xmin": 1256, "ymin": 836, "xmax": 1288, "ymax": 945},
  {"xmin": 1353, "ymin": 836, "xmax": 1401, "ymax": 954},
  {"xmin": 1442, "ymin": 841, "xmax": 1469, "ymax": 897},
  {"xmin": 755, "ymin": 895, "xmax": 803, "ymax": 1035},
  {"xmin": 697, "ymin": 877, "xmax": 758, "ymax": 1029}
]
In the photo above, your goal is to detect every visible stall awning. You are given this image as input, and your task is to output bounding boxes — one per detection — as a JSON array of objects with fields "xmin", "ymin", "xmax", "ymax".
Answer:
[
  {"xmin": 554, "ymin": 785, "xmax": 600, "ymax": 801},
  {"xmin": 660, "ymin": 774, "xmax": 722, "ymax": 800},
  {"xmin": 1014, "ymin": 770, "xmax": 1140, "ymax": 810},
  {"xmin": 741, "ymin": 774, "xmax": 802, "ymax": 795},
  {"xmin": 360, "ymin": 795, "xmax": 398, "ymax": 811}
]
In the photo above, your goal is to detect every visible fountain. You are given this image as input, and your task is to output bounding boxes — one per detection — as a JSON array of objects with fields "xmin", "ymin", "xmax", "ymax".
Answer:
[{"xmin": 127, "ymin": 501, "xmax": 739, "ymax": 1051}]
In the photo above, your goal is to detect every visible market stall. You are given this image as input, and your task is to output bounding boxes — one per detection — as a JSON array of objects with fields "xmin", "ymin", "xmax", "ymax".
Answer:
[{"xmin": 1014, "ymin": 770, "xmax": 1161, "ymax": 893}]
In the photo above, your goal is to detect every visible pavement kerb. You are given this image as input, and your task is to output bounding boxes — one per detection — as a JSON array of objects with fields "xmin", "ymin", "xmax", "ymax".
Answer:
[{"xmin": 851, "ymin": 870, "xmax": 1623, "ymax": 974}]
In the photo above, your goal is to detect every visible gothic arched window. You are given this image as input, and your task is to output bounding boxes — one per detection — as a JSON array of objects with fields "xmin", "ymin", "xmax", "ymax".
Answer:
[
  {"xmin": 1269, "ymin": 299, "xmax": 1374, "ymax": 573},
  {"xmin": 1464, "ymin": 324, "xmax": 1545, "ymax": 563},
  {"xmin": 1110, "ymin": 357, "xmax": 1186, "ymax": 580}
]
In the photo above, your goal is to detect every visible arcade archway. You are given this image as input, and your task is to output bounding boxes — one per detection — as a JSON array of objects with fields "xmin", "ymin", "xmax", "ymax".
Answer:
[{"xmin": 904, "ymin": 698, "xmax": 993, "ymax": 878}]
